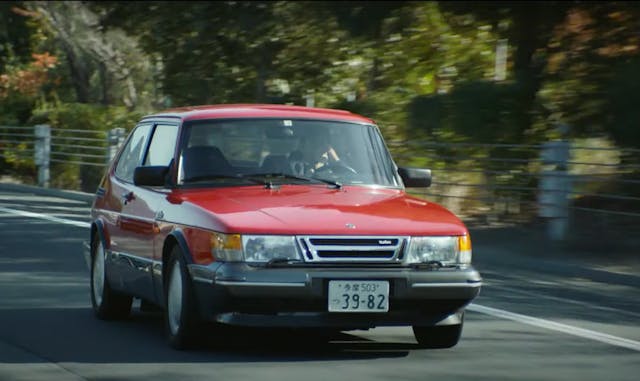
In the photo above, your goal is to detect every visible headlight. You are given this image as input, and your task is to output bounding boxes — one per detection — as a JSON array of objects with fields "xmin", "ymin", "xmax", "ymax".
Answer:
[
  {"xmin": 211, "ymin": 233, "xmax": 301, "ymax": 263},
  {"xmin": 406, "ymin": 235, "xmax": 472, "ymax": 265},
  {"xmin": 242, "ymin": 235, "xmax": 301, "ymax": 263}
]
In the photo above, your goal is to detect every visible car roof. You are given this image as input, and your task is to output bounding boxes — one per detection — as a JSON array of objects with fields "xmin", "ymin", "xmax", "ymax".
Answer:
[{"xmin": 140, "ymin": 104, "xmax": 375, "ymax": 124}]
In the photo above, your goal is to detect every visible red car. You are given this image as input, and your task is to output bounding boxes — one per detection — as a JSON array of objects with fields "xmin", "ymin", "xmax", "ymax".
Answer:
[{"xmin": 85, "ymin": 104, "xmax": 482, "ymax": 349}]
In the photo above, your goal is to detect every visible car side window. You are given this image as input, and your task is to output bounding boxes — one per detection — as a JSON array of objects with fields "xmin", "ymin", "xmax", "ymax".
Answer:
[
  {"xmin": 144, "ymin": 124, "xmax": 179, "ymax": 166},
  {"xmin": 114, "ymin": 123, "xmax": 152, "ymax": 183}
]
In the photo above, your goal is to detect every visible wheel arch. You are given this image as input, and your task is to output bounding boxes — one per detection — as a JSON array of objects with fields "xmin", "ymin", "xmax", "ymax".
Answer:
[
  {"xmin": 162, "ymin": 229, "xmax": 193, "ymax": 287},
  {"xmin": 90, "ymin": 219, "xmax": 109, "ymax": 252}
]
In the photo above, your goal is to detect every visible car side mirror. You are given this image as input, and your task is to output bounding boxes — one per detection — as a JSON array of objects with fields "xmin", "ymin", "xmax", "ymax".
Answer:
[
  {"xmin": 133, "ymin": 166, "xmax": 169, "ymax": 187},
  {"xmin": 398, "ymin": 167, "xmax": 432, "ymax": 188}
]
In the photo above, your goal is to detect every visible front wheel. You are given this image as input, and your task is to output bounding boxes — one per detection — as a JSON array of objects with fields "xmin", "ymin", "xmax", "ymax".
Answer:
[
  {"xmin": 90, "ymin": 235, "xmax": 132, "ymax": 320},
  {"xmin": 164, "ymin": 246, "xmax": 201, "ymax": 349},
  {"xmin": 412, "ymin": 318, "xmax": 463, "ymax": 349}
]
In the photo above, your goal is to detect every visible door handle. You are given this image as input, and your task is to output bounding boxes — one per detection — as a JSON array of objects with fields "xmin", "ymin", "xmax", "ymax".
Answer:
[{"xmin": 122, "ymin": 191, "xmax": 135, "ymax": 205}]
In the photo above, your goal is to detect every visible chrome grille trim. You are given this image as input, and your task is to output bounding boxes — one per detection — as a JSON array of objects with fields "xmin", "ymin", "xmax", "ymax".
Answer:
[{"xmin": 297, "ymin": 236, "xmax": 408, "ymax": 263}]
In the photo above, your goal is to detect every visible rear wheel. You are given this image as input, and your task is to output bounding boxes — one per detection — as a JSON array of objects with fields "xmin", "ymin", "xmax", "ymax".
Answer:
[
  {"xmin": 165, "ymin": 246, "xmax": 201, "ymax": 349},
  {"xmin": 412, "ymin": 317, "xmax": 463, "ymax": 349},
  {"xmin": 90, "ymin": 235, "xmax": 132, "ymax": 320}
]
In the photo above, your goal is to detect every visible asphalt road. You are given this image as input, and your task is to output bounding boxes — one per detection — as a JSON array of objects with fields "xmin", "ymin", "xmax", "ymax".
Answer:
[{"xmin": 0, "ymin": 189, "xmax": 638, "ymax": 381}]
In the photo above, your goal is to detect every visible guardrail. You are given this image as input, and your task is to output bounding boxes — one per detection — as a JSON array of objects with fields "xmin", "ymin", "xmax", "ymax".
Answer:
[
  {"xmin": 1, "ymin": 124, "xmax": 638, "ymax": 243},
  {"xmin": 0, "ymin": 124, "xmax": 125, "ymax": 190},
  {"xmin": 389, "ymin": 139, "xmax": 640, "ymax": 246}
]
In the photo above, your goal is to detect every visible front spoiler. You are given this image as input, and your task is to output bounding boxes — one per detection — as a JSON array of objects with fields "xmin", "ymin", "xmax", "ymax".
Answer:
[{"xmin": 189, "ymin": 262, "xmax": 481, "ymax": 328}]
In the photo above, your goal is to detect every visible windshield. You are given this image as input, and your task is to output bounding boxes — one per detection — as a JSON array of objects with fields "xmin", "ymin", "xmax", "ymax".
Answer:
[{"xmin": 178, "ymin": 118, "xmax": 401, "ymax": 187}]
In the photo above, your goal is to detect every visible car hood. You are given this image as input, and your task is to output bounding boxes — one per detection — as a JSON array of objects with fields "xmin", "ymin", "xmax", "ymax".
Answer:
[{"xmin": 166, "ymin": 185, "xmax": 467, "ymax": 236}]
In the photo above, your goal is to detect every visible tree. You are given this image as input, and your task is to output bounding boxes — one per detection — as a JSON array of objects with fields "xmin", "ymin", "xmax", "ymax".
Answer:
[
  {"xmin": 23, "ymin": 1, "xmax": 155, "ymax": 109},
  {"xmin": 91, "ymin": 1, "xmax": 354, "ymax": 106},
  {"xmin": 538, "ymin": 2, "xmax": 640, "ymax": 147},
  {"xmin": 0, "ymin": 4, "xmax": 58, "ymax": 124},
  {"xmin": 0, "ymin": 2, "xmax": 33, "ymax": 73}
]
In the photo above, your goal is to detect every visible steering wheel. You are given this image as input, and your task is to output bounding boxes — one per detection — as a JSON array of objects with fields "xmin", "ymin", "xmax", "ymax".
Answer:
[{"xmin": 314, "ymin": 161, "xmax": 358, "ymax": 176}]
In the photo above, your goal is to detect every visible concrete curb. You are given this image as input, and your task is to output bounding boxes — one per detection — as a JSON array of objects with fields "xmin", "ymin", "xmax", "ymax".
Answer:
[
  {"xmin": 0, "ymin": 182, "xmax": 94, "ymax": 205},
  {"xmin": 473, "ymin": 242, "xmax": 640, "ymax": 288},
  {"xmin": 470, "ymin": 227, "xmax": 640, "ymax": 288}
]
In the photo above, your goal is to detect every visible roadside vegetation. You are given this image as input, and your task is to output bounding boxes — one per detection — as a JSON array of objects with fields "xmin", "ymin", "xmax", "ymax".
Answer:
[{"xmin": 1, "ymin": 1, "xmax": 638, "ymax": 229}]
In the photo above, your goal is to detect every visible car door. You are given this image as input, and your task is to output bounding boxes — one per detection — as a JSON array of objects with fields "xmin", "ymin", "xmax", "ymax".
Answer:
[
  {"xmin": 106, "ymin": 122, "xmax": 178, "ymax": 302},
  {"xmin": 133, "ymin": 122, "xmax": 180, "ymax": 304}
]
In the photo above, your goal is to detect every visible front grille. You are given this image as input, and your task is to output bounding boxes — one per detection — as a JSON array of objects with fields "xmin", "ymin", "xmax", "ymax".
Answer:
[
  {"xmin": 317, "ymin": 250, "xmax": 395, "ymax": 258},
  {"xmin": 310, "ymin": 238, "xmax": 399, "ymax": 246},
  {"xmin": 298, "ymin": 236, "xmax": 407, "ymax": 263}
]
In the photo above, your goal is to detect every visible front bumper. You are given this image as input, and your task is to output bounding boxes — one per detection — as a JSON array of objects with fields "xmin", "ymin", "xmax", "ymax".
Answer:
[{"xmin": 189, "ymin": 263, "xmax": 482, "ymax": 328}]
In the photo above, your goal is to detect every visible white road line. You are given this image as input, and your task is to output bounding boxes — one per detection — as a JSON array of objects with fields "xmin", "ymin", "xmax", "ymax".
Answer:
[
  {"xmin": 469, "ymin": 303, "xmax": 640, "ymax": 352},
  {"xmin": 2, "ymin": 204, "xmax": 639, "ymax": 352},
  {"xmin": 0, "ymin": 206, "xmax": 90, "ymax": 228}
]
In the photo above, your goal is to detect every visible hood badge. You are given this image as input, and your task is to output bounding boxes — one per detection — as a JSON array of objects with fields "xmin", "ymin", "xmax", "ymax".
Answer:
[{"xmin": 345, "ymin": 223, "xmax": 356, "ymax": 229}]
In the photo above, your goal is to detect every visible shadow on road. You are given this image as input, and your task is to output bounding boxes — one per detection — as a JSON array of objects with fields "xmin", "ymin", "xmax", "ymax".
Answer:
[{"xmin": 0, "ymin": 308, "xmax": 413, "ymax": 364}]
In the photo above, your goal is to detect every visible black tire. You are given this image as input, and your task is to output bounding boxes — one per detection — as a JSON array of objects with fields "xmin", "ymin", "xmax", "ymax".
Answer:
[
  {"xmin": 90, "ymin": 235, "xmax": 132, "ymax": 320},
  {"xmin": 164, "ymin": 246, "xmax": 201, "ymax": 350},
  {"xmin": 412, "ymin": 319, "xmax": 463, "ymax": 349}
]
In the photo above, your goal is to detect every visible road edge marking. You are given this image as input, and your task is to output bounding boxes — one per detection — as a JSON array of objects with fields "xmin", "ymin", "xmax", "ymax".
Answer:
[
  {"xmin": 0, "ymin": 206, "xmax": 90, "ymax": 228},
  {"xmin": 469, "ymin": 303, "xmax": 640, "ymax": 352}
]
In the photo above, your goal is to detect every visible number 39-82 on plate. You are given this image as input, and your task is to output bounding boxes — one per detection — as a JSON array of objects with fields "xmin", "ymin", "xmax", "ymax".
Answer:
[{"xmin": 328, "ymin": 280, "xmax": 389, "ymax": 313}]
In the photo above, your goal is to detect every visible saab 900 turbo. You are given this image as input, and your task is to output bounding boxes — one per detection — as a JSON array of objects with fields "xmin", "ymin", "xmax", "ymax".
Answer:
[{"xmin": 84, "ymin": 104, "xmax": 482, "ymax": 349}]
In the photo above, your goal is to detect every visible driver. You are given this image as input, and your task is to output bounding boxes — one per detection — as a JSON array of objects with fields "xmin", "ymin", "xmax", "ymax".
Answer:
[{"xmin": 290, "ymin": 131, "xmax": 340, "ymax": 176}]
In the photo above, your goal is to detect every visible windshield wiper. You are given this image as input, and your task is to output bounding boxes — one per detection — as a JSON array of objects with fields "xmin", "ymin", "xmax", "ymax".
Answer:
[
  {"xmin": 310, "ymin": 177, "xmax": 342, "ymax": 189},
  {"xmin": 243, "ymin": 172, "xmax": 342, "ymax": 189},
  {"xmin": 182, "ymin": 174, "xmax": 262, "ymax": 185}
]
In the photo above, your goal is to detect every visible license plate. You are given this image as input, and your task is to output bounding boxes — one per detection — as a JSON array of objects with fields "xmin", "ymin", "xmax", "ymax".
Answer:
[{"xmin": 328, "ymin": 280, "xmax": 389, "ymax": 313}]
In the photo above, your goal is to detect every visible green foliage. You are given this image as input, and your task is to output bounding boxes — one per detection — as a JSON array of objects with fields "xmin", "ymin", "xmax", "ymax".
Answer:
[
  {"xmin": 407, "ymin": 95, "xmax": 443, "ymax": 139},
  {"xmin": 91, "ymin": 1, "xmax": 355, "ymax": 107},
  {"xmin": 0, "ymin": 140, "xmax": 35, "ymax": 184},
  {"xmin": 405, "ymin": 80, "xmax": 540, "ymax": 210},
  {"xmin": 533, "ymin": 3, "xmax": 640, "ymax": 146},
  {"xmin": 0, "ymin": 2, "xmax": 33, "ymax": 72},
  {"xmin": 1, "ymin": 0, "xmax": 639, "ymax": 197},
  {"xmin": 407, "ymin": 81, "xmax": 531, "ymax": 143},
  {"xmin": 0, "ymin": 93, "xmax": 34, "ymax": 125},
  {"xmin": 448, "ymin": 81, "xmax": 529, "ymax": 143},
  {"xmin": 331, "ymin": 99, "xmax": 378, "ymax": 119},
  {"xmin": 29, "ymin": 102, "xmax": 142, "ymax": 133}
]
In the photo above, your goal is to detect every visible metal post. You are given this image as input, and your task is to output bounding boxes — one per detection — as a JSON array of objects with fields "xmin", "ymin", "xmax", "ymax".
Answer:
[
  {"xmin": 107, "ymin": 127, "xmax": 126, "ymax": 164},
  {"xmin": 494, "ymin": 39, "xmax": 508, "ymax": 81},
  {"xmin": 305, "ymin": 90, "xmax": 315, "ymax": 108},
  {"xmin": 538, "ymin": 139, "xmax": 571, "ymax": 241},
  {"xmin": 34, "ymin": 124, "xmax": 51, "ymax": 188}
]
